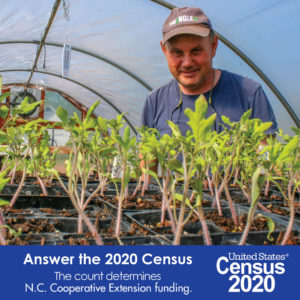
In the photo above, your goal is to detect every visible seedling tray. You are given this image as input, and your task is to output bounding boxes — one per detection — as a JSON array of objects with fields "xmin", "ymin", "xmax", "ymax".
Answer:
[
  {"xmin": 1, "ymin": 184, "xmax": 67, "ymax": 196},
  {"xmin": 2, "ymin": 195, "xmax": 74, "ymax": 209}
]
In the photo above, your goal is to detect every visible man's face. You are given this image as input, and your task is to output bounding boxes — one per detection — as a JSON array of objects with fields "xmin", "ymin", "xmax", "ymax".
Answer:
[{"xmin": 161, "ymin": 34, "xmax": 218, "ymax": 94}]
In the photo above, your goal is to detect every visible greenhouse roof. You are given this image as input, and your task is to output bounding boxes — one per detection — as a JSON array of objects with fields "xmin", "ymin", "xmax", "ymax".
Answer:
[{"xmin": 0, "ymin": 0, "xmax": 299, "ymax": 134}]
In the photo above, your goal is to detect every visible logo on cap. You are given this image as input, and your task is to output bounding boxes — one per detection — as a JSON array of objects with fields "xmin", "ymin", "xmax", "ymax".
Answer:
[{"xmin": 170, "ymin": 15, "xmax": 199, "ymax": 26}]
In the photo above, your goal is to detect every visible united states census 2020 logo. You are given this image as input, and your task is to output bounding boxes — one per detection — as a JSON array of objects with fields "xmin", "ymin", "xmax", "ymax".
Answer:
[{"xmin": 216, "ymin": 252, "xmax": 288, "ymax": 293}]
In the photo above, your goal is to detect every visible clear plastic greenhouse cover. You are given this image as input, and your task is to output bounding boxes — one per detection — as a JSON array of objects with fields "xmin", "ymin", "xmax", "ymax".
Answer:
[{"xmin": 0, "ymin": 0, "xmax": 299, "ymax": 135}]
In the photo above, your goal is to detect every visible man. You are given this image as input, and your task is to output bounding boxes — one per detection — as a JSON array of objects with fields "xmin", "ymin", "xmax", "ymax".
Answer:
[{"xmin": 141, "ymin": 7, "xmax": 278, "ymax": 136}]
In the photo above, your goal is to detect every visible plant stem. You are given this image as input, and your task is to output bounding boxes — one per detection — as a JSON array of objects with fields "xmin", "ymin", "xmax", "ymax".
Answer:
[
  {"xmin": 132, "ymin": 176, "xmax": 142, "ymax": 197},
  {"xmin": 224, "ymin": 185, "xmax": 238, "ymax": 225},
  {"xmin": 160, "ymin": 168, "xmax": 168, "ymax": 224},
  {"xmin": 0, "ymin": 210, "xmax": 7, "ymax": 245},
  {"xmin": 239, "ymin": 202, "xmax": 258, "ymax": 245},
  {"xmin": 37, "ymin": 175, "xmax": 48, "ymax": 196},
  {"xmin": 70, "ymin": 145, "xmax": 103, "ymax": 245},
  {"xmin": 0, "ymin": 230, "xmax": 6, "ymax": 245},
  {"xmin": 124, "ymin": 186, "xmax": 129, "ymax": 203},
  {"xmin": 69, "ymin": 190, "xmax": 103, "ymax": 245},
  {"xmin": 173, "ymin": 150, "xmax": 192, "ymax": 245},
  {"xmin": 264, "ymin": 179, "xmax": 270, "ymax": 197},
  {"xmin": 9, "ymin": 164, "xmax": 26, "ymax": 208},
  {"xmin": 83, "ymin": 180, "xmax": 106, "ymax": 210},
  {"xmin": 206, "ymin": 170, "xmax": 214, "ymax": 195},
  {"xmin": 115, "ymin": 158, "xmax": 127, "ymax": 237},
  {"xmin": 9, "ymin": 159, "xmax": 17, "ymax": 184},
  {"xmin": 233, "ymin": 168, "xmax": 240, "ymax": 185},
  {"xmin": 281, "ymin": 176, "xmax": 295, "ymax": 245},
  {"xmin": 242, "ymin": 185, "xmax": 271, "ymax": 213},
  {"xmin": 196, "ymin": 203, "xmax": 212, "ymax": 245},
  {"xmin": 0, "ymin": 155, "xmax": 9, "ymax": 172},
  {"xmin": 214, "ymin": 185, "xmax": 223, "ymax": 216},
  {"xmin": 257, "ymin": 202, "xmax": 271, "ymax": 213}
]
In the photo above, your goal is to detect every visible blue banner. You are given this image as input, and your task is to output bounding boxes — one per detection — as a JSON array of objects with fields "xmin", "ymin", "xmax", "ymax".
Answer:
[{"xmin": 0, "ymin": 246, "xmax": 298, "ymax": 299}]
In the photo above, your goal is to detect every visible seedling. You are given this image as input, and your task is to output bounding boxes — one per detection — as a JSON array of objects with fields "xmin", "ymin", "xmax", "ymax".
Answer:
[
  {"xmin": 0, "ymin": 170, "xmax": 11, "ymax": 245},
  {"xmin": 55, "ymin": 101, "xmax": 103, "ymax": 245},
  {"xmin": 167, "ymin": 95, "xmax": 216, "ymax": 245},
  {"xmin": 262, "ymin": 129, "xmax": 299, "ymax": 244},
  {"xmin": 110, "ymin": 123, "xmax": 136, "ymax": 237}
]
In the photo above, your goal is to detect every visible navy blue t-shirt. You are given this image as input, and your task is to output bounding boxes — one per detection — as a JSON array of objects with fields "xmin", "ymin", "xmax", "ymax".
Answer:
[{"xmin": 141, "ymin": 69, "xmax": 278, "ymax": 136}]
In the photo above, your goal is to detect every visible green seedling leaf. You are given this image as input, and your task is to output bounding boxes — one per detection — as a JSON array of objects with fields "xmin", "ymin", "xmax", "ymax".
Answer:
[
  {"xmin": 0, "ymin": 105, "xmax": 9, "ymax": 119},
  {"xmin": 65, "ymin": 156, "xmax": 72, "ymax": 178},
  {"xmin": 234, "ymin": 179, "xmax": 244, "ymax": 191},
  {"xmin": 251, "ymin": 167, "xmax": 262, "ymax": 204},
  {"xmin": 73, "ymin": 112, "xmax": 82, "ymax": 127},
  {"xmin": 240, "ymin": 109, "xmax": 252, "ymax": 124},
  {"xmin": 0, "ymin": 178, "xmax": 10, "ymax": 193},
  {"xmin": 15, "ymin": 97, "xmax": 41, "ymax": 116},
  {"xmin": 175, "ymin": 193, "xmax": 183, "ymax": 202},
  {"xmin": 185, "ymin": 95, "xmax": 207, "ymax": 124},
  {"xmin": 195, "ymin": 195, "xmax": 202, "ymax": 207},
  {"xmin": 85, "ymin": 118, "xmax": 97, "ymax": 130},
  {"xmin": 168, "ymin": 158, "xmax": 182, "ymax": 171},
  {"xmin": 185, "ymin": 96, "xmax": 216, "ymax": 142},
  {"xmin": 0, "ymin": 131, "xmax": 8, "ymax": 144},
  {"xmin": 167, "ymin": 120, "xmax": 181, "ymax": 138},
  {"xmin": 254, "ymin": 122, "xmax": 272, "ymax": 134},
  {"xmin": 0, "ymin": 225, "xmax": 22, "ymax": 237},
  {"xmin": 221, "ymin": 115, "xmax": 233, "ymax": 126},
  {"xmin": 175, "ymin": 193, "xmax": 191, "ymax": 206},
  {"xmin": 124, "ymin": 126, "xmax": 130, "ymax": 142},
  {"xmin": 0, "ymin": 199, "xmax": 10, "ymax": 206},
  {"xmin": 290, "ymin": 126, "xmax": 300, "ymax": 136},
  {"xmin": 142, "ymin": 168, "xmax": 159, "ymax": 182},
  {"xmin": 277, "ymin": 136, "xmax": 299, "ymax": 162},
  {"xmin": 97, "ymin": 116, "xmax": 108, "ymax": 131},
  {"xmin": 114, "ymin": 135, "xmax": 125, "ymax": 149},
  {"xmin": 124, "ymin": 167, "xmax": 130, "ymax": 187},
  {"xmin": 248, "ymin": 167, "xmax": 263, "ymax": 218},
  {"xmin": 0, "ymin": 92, "xmax": 10, "ymax": 103},
  {"xmin": 257, "ymin": 214, "xmax": 275, "ymax": 241},
  {"xmin": 197, "ymin": 114, "xmax": 216, "ymax": 140},
  {"xmin": 192, "ymin": 179, "xmax": 203, "ymax": 194},
  {"xmin": 57, "ymin": 106, "xmax": 69, "ymax": 125},
  {"xmin": 85, "ymin": 100, "xmax": 100, "ymax": 121},
  {"xmin": 24, "ymin": 118, "xmax": 44, "ymax": 132}
]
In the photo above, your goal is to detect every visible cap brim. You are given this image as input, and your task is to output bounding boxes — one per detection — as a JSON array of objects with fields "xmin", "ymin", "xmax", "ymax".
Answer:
[{"xmin": 162, "ymin": 25, "xmax": 210, "ymax": 45}]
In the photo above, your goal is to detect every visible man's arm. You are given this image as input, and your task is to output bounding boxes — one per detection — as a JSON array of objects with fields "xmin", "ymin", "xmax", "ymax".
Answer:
[{"xmin": 251, "ymin": 86, "xmax": 278, "ymax": 135}]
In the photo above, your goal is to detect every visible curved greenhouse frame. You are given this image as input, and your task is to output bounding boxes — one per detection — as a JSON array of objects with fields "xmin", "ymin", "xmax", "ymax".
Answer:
[{"xmin": 0, "ymin": 0, "xmax": 299, "ymax": 136}]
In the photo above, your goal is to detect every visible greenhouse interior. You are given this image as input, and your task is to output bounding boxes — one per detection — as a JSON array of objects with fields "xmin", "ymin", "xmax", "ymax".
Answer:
[{"xmin": 0, "ymin": 0, "xmax": 299, "ymax": 245}]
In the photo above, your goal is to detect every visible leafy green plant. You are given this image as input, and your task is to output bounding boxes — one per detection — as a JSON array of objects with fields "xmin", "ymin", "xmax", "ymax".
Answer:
[
  {"xmin": 138, "ymin": 126, "xmax": 158, "ymax": 196},
  {"xmin": 261, "ymin": 128, "xmax": 300, "ymax": 244},
  {"xmin": 128, "ymin": 137, "xmax": 143, "ymax": 197},
  {"xmin": 54, "ymin": 101, "xmax": 103, "ymax": 245},
  {"xmin": 0, "ymin": 87, "xmax": 42, "ymax": 208},
  {"xmin": 110, "ymin": 122, "xmax": 136, "ymax": 238},
  {"xmin": 167, "ymin": 95, "xmax": 216, "ymax": 245},
  {"xmin": 23, "ymin": 119, "xmax": 59, "ymax": 195},
  {"xmin": 0, "ymin": 170, "xmax": 11, "ymax": 245},
  {"xmin": 86, "ymin": 115, "xmax": 117, "ymax": 204},
  {"xmin": 239, "ymin": 167, "xmax": 269, "ymax": 245},
  {"xmin": 141, "ymin": 130, "xmax": 178, "ymax": 232},
  {"xmin": 232, "ymin": 114, "xmax": 273, "ymax": 213},
  {"xmin": 209, "ymin": 111, "xmax": 271, "ymax": 225}
]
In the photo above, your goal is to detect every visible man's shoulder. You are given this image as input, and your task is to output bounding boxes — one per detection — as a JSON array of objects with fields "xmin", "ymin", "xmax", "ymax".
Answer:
[
  {"xmin": 222, "ymin": 69, "xmax": 261, "ymax": 92},
  {"xmin": 147, "ymin": 78, "xmax": 177, "ymax": 102}
]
